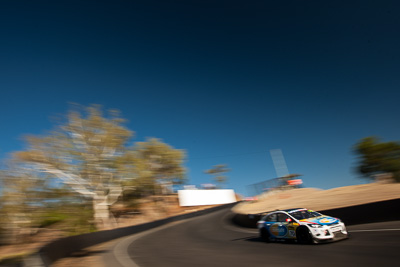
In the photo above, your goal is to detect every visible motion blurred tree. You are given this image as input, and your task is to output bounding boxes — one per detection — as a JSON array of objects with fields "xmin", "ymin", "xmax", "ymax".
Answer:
[
  {"xmin": 204, "ymin": 164, "xmax": 230, "ymax": 188},
  {"xmin": 133, "ymin": 138, "xmax": 186, "ymax": 195},
  {"xmin": 354, "ymin": 136, "xmax": 400, "ymax": 182},
  {"xmin": 0, "ymin": 166, "xmax": 45, "ymax": 243},
  {"xmin": 2, "ymin": 105, "xmax": 187, "ymax": 232},
  {"xmin": 11, "ymin": 105, "xmax": 134, "ymax": 229}
]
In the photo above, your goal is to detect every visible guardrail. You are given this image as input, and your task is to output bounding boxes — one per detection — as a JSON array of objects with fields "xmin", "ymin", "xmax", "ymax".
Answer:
[
  {"xmin": 24, "ymin": 203, "xmax": 237, "ymax": 267},
  {"xmin": 231, "ymin": 198, "xmax": 400, "ymax": 228}
]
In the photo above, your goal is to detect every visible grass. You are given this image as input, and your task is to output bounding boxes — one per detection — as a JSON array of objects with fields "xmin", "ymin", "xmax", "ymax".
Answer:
[{"xmin": 0, "ymin": 250, "xmax": 35, "ymax": 265}]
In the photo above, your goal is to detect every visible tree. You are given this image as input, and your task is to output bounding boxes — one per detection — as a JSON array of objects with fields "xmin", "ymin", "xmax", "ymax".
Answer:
[
  {"xmin": 354, "ymin": 136, "xmax": 400, "ymax": 182},
  {"xmin": 0, "ymin": 165, "xmax": 46, "ymax": 243},
  {"xmin": 2, "ymin": 105, "xmax": 187, "ymax": 232},
  {"xmin": 11, "ymin": 105, "xmax": 134, "ymax": 229},
  {"xmin": 204, "ymin": 164, "xmax": 230, "ymax": 188},
  {"xmin": 133, "ymin": 138, "xmax": 186, "ymax": 195}
]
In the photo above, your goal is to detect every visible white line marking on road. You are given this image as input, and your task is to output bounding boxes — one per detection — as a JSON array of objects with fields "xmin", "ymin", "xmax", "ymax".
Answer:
[
  {"xmin": 350, "ymin": 229, "xmax": 400, "ymax": 232},
  {"xmin": 111, "ymin": 219, "xmax": 195, "ymax": 267}
]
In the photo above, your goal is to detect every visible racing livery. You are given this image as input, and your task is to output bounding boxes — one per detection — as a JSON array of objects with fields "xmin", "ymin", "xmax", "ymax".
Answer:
[{"xmin": 257, "ymin": 208, "xmax": 348, "ymax": 244}]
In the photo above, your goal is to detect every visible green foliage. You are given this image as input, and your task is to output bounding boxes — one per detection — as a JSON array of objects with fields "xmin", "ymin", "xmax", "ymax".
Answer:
[
  {"xmin": 204, "ymin": 164, "xmax": 230, "ymax": 188},
  {"xmin": 12, "ymin": 104, "xmax": 135, "ymax": 193},
  {"xmin": 131, "ymin": 138, "xmax": 186, "ymax": 194},
  {"xmin": 354, "ymin": 136, "xmax": 400, "ymax": 182},
  {"xmin": 0, "ymin": 252, "xmax": 33, "ymax": 266},
  {"xmin": 34, "ymin": 201, "xmax": 96, "ymax": 235},
  {"xmin": 37, "ymin": 212, "xmax": 68, "ymax": 228}
]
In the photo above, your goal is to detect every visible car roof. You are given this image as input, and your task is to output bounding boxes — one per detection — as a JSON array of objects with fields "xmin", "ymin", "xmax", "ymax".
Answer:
[
  {"xmin": 259, "ymin": 208, "xmax": 308, "ymax": 216},
  {"xmin": 283, "ymin": 208, "xmax": 307, "ymax": 213}
]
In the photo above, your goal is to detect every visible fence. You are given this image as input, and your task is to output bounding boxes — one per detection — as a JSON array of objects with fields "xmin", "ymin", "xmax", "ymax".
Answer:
[{"xmin": 246, "ymin": 178, "xmax": 284, "ymax": 196}]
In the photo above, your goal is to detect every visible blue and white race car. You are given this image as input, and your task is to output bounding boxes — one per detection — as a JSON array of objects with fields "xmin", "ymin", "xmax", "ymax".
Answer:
[{"xmin": 257, "ymin": 208, "xmax": 348, "ymax": 244}]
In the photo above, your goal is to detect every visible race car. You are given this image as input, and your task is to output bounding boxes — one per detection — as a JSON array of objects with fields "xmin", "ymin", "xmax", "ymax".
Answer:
[{"xmin": 257, "ymin": 208, "xmax": 348, "ymax": 244}]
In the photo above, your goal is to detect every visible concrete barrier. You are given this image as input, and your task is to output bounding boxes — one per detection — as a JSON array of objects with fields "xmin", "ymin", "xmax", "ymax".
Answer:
[
  {"xmin": 28, "ymin": 203, "xmax": 237, "ymax": 267},
  {"xmin": 319, "ymin": 198, "xmax": 400, "ymax": 226},
  {"xmin": 231, "ymin": 198, "xmax": 400, "ymax": 228}
]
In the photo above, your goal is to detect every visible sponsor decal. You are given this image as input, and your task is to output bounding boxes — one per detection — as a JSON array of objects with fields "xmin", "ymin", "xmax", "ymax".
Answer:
[
  {"xmin": 301, "ymin": 216, "xmax": 338, "ymax": 225},
  {"xmin": 269, "ymin": 224, "xmax": 288, "ymax": 237},
  {"xmin": 300, "ymin": 220, "xmax": 316, "ymax": 224},
  {"xmin": 319, "ymin": 217, "xmax": 338, "ymax": 224},
  {"xmin": 289, "ymin": 230, "xmax": 296, "ymax": 237}
]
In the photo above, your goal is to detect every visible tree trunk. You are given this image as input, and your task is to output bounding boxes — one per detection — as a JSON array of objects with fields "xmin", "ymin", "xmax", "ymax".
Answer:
[
  {"xmin": 92, "ymin": 196, "xmax": 112, "ymax": 230},
  {"xmin": 92, "ymin": 192, "xmax": 119, "ymax": 230}
]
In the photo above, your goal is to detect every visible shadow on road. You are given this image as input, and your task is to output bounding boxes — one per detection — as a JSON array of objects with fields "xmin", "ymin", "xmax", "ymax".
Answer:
[
  {"xmin": 69, "ymin": 249, "xmax": 110, "ymax": 258},
  {"xmin": 231, "ymin": 235, "xmax": 338, "ymax": 246}
]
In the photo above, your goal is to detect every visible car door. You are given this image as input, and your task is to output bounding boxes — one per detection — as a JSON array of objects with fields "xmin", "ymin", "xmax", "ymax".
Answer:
[
  {"xmin": 266, "ymin": 212, "xmax": 290, "ymax": 239},
  {"xmin": 279, "ymin": 213, "xmax": 298, "ymax": 239}
]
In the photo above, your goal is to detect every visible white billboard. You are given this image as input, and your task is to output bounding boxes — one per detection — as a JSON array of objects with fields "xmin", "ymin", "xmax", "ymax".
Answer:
[{"xmin": 178, "ymin": 189, "xmax": 236, "ymax": 206}]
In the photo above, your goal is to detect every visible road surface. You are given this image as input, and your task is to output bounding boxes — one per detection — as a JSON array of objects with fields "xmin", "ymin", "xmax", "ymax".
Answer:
[{"xmin": 103, "ymin": 207, "xmax": 400, "ymax": 267}]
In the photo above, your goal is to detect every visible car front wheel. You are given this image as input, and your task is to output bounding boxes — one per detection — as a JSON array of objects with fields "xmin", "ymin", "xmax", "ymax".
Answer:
[{"xmin": 296, "ymin": 227, "xmax": 314, "ymax": 244}]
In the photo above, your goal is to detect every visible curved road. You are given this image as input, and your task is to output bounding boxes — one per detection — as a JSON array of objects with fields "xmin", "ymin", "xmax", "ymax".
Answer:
[{"xmin": 104, "ymin": 207, "xmax": 400, "ymax": 267}]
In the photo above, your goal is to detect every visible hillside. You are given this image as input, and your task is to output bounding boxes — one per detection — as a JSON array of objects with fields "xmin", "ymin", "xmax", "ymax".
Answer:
[{"xmin": 233, "ymin": 182, "xmax": 400, "ymax": 214}]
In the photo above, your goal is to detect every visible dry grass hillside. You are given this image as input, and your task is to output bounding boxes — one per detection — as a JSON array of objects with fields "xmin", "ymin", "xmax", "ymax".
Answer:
[{"xmin": 233, "ymin": 182, "xmax": 400, "ymax": 214}]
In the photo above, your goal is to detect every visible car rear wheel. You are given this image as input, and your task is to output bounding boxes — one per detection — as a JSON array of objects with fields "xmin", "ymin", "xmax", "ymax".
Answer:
[
  {"xmin": 260, "ymin": 228, "xmax": 270, "ymax": 242},
  {"xmin": 296, "ymin": 227, "xmax": 313, "ymax": 244}
]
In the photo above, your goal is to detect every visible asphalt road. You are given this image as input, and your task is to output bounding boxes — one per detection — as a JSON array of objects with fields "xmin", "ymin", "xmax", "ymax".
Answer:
[{"xmin": 104, "ymin": 207, "xmax": 400, "ymax": 267}]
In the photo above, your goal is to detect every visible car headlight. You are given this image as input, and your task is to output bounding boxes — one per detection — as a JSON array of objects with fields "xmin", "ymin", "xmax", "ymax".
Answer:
[{"xmin": 308, "ymin": 224, "xmax": 323, "ymax": 228}]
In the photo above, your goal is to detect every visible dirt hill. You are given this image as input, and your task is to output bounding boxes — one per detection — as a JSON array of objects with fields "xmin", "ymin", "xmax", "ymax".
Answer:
[{"xmin": 233, "ymin": 182, "xmax": 400, "ymax": 214}]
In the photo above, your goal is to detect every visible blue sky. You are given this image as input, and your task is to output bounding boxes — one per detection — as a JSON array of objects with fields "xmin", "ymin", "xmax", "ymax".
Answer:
[{"xmin": 1, "ymin": 0, "xmax": 399, "ymax": 196}]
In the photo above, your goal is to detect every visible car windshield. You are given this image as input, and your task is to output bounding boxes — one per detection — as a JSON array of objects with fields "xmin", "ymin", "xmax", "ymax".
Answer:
[{"xmin": 290, "ymin": 210, "xmax": 322, "ymax": 220}]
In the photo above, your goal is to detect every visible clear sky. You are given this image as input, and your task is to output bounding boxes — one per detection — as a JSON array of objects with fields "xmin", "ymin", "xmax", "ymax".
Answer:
[{"xmin": 1, "ymin": 0, "xmax": 399, "ymax": 196}]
